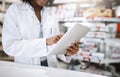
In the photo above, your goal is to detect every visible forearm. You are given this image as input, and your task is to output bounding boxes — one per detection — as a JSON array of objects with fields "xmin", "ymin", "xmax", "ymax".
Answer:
[{"xmin": 3, "ymin": 38, "xmax": 47, "ymax": 57}]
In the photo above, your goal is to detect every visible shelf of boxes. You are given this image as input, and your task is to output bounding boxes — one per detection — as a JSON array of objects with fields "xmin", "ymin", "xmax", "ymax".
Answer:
[
  {"xmin": 47, "ymin": 4, "xmax": 120, "ymax": 64},
  {"xmin": 72, "ymin": 50, "xmax": 105, "ymax": 63},
  {"xmin": 53, "ymin": 0, "xmax": 103, "ymax": 5},
  {"xmin": 71, "ymin": 36, "xmax": 105, "ymax": 64},
  {"xmin": 64, "ymin": 21, "xmax": 120, "ymax": 64},
  {"xmin": 59, "ymin": 17, "xmax": 120, "ymax": 23},
  {"xmin": 1, "ymin": 0, "xmax": 21, "ymax": 3},
  {"xmin": 102, "ymin": 39, "xmax": 120, "ymax": 64},
  {"xmin": 0, "ymin": 0, "xmax": 21, "ymax": 13},
  {"xmin": 101, "ymin": 59, "xmax": 120, "ymax": 64},
  {"xmin": 0, "ymin": 0, "xmax": 21, "ymax": 23}
]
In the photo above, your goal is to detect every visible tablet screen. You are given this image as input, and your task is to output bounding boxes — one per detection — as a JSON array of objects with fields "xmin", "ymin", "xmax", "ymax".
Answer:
[{"xmin": 48, "ymin": 24, "xmax": 90, "ymax": 56}]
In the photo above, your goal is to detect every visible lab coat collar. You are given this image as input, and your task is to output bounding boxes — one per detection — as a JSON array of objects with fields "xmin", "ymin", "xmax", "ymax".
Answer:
[
  {"xmin": 21, "ymin": 2, "xmax": 45, "ymax": 12},
  {"xmin": 20, "ymin": 2, "xmax": 46, "ymax": 24},
  {"xmin": 21, "ymin": 2, "xmax": 34, "ymax": 11}
]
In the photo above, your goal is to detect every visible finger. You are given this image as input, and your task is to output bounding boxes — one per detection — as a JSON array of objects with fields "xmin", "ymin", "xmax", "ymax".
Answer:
[
  {"xmin": 73, "ymin": 41, "xmax": 79, "ymax": 47},
  {"xmin": 66, "ymin": 46, "xmax": 78, "ymax": 53},
  {"xmin": 66, "ymin": 47, "xmax": 74, "ymax": 52},
  {"xmin": 53, "ymin": 35, "xmax": 61, "ymax": 43},
  {"xmin": 66, "ymin": 49, "xmax": 77, "ymax": 56},
  {"xmin": 58, "ymin": 34, "xmax": 63, "ymax": 37},
  {"xmin": 71, "ymin": 43, "xmax": 76, "ymax": 49},
  {"xmin": 69, "ymin": 45, "xmax": 77, "ymax": 53},
  {"xmin": 55, "ymin": 36, "xmax": 61, "ymax": 42},
  {"xmin": 71, "ymin": 43, "xmax": 79, "ymax": 51},
  {"xmin": 66, "ymin": 49, "xmax": 75, "ymax": 56},
  {"xmin": 53, "ymin": 38, "xmax": 59, "ymax": 43},
  {"xmin": 52, "ymin": 37, "xmax": 59, "ymax": 43},
  {"xmin": 75, "ymin": 40, "xmax": 80, "ymax": 44},
  {"xmin": 54, "ymin": 34, "xmax": 63, "ymax": 42},
  {"xmin": 56, "ymin": 34, "xmax": 63, "ymax": 39}
]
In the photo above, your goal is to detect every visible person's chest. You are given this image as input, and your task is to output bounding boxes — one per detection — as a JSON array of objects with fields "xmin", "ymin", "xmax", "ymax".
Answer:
[{"xmin": 16, "ymin": 8, "xmax": 60, "ymax": 40}]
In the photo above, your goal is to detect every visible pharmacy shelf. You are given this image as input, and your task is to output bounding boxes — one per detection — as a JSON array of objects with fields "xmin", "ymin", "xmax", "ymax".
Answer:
[
  {"xmin": 73, "ymin": 53, "xmax": 120, "ymax": 64},
  {"xmin": 72, "ymin": 51, "xmax": 105, "ymax": 64},
  {"xmin": 53, "ymin": 0, "xmax": 104, "ymax": 6},
  {"xmin": 0, "ymin": 0, "xmax": 21, "ymax": 3},
  {"xmin": 0, "ymin": 0, "xmax": 21, "ymax": 13},
  {"xmin": 60, "ymin": 17, "xmax": 120, "ymax": 65},
  {"xmin": 101, "ymin": 59, "xmax": 120, "ymax": 64},
  {"xmin": 59, "ymin": 17, "xmax": 120, "ymax": 23},
  {"xmin": 52, "ymin": 0, "xmax": 120, "ymax": 8}
]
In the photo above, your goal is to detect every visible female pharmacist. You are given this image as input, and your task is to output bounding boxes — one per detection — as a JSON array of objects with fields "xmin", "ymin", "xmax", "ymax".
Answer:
[{"xmin": 2, "ymin": 0, "xmax": 79, "ymax": 67}]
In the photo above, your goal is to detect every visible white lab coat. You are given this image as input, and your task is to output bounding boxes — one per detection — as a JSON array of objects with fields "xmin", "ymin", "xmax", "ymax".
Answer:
[{"xmin": 2, "ymin": 3, "xmax": 71, "ymax": 67}]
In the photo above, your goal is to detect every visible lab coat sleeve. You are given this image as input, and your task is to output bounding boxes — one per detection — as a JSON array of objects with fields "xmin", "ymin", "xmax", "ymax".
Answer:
[{"xmin": 2, "ymin": 4, "xmax": 47, "ymax": 57}]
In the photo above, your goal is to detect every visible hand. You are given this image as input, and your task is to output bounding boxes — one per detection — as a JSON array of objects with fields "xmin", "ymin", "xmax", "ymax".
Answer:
[
  {"xmin": 65, "ymin": 41, "xmax": 79, "ymax": 56},
  {"xmin": 46, "ymin": 34, "xmax": 63, "ymax": 45}
]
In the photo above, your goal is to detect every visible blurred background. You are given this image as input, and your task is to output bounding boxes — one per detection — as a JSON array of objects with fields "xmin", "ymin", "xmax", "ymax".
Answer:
[{"xmin": 0, "ymin": 0, "xmax": 120, "ymax": 77}]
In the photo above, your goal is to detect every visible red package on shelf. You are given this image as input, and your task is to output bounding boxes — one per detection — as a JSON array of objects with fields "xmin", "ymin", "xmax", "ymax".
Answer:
[{"xmin": 117, "ymin": 23, "xmax": 120, "ymax": 32}]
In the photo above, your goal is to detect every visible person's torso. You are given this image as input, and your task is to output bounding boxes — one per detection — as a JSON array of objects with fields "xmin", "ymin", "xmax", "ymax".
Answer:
[{"xmin": 13, "ymin": 3, "xmax": 60, "ymax": 66}]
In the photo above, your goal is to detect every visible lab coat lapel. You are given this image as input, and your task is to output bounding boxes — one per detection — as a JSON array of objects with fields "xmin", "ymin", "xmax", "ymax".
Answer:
[
  {"xmin": 20, "ymin": 3, "xmax": 40, "ymax": 39},
  {"xmin": 22, "ymin": 3, "xmax": 40, "ymax": 23}
]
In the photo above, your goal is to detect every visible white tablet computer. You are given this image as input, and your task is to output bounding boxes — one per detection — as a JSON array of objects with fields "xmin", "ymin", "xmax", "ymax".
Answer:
[{"xmin": 47, "ymin": 24, "xmax": 90, "ymax": 56}]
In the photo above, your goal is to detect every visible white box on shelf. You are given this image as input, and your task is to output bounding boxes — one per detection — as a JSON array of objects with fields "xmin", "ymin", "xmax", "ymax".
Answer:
[
  {"xmin": 85, "ymin": 32, "xmax": 109, "ymax": 38},
  {"xmin": 107, "ymin": 23, "xmax": 117, "ymax": 33},
  {"xmin": 105, "ymin": 39, "xmax": 120, "ymax": 59},
  {"xmin": 73, "ymin": 51, "xmax": 104, "ymax": 63}
]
